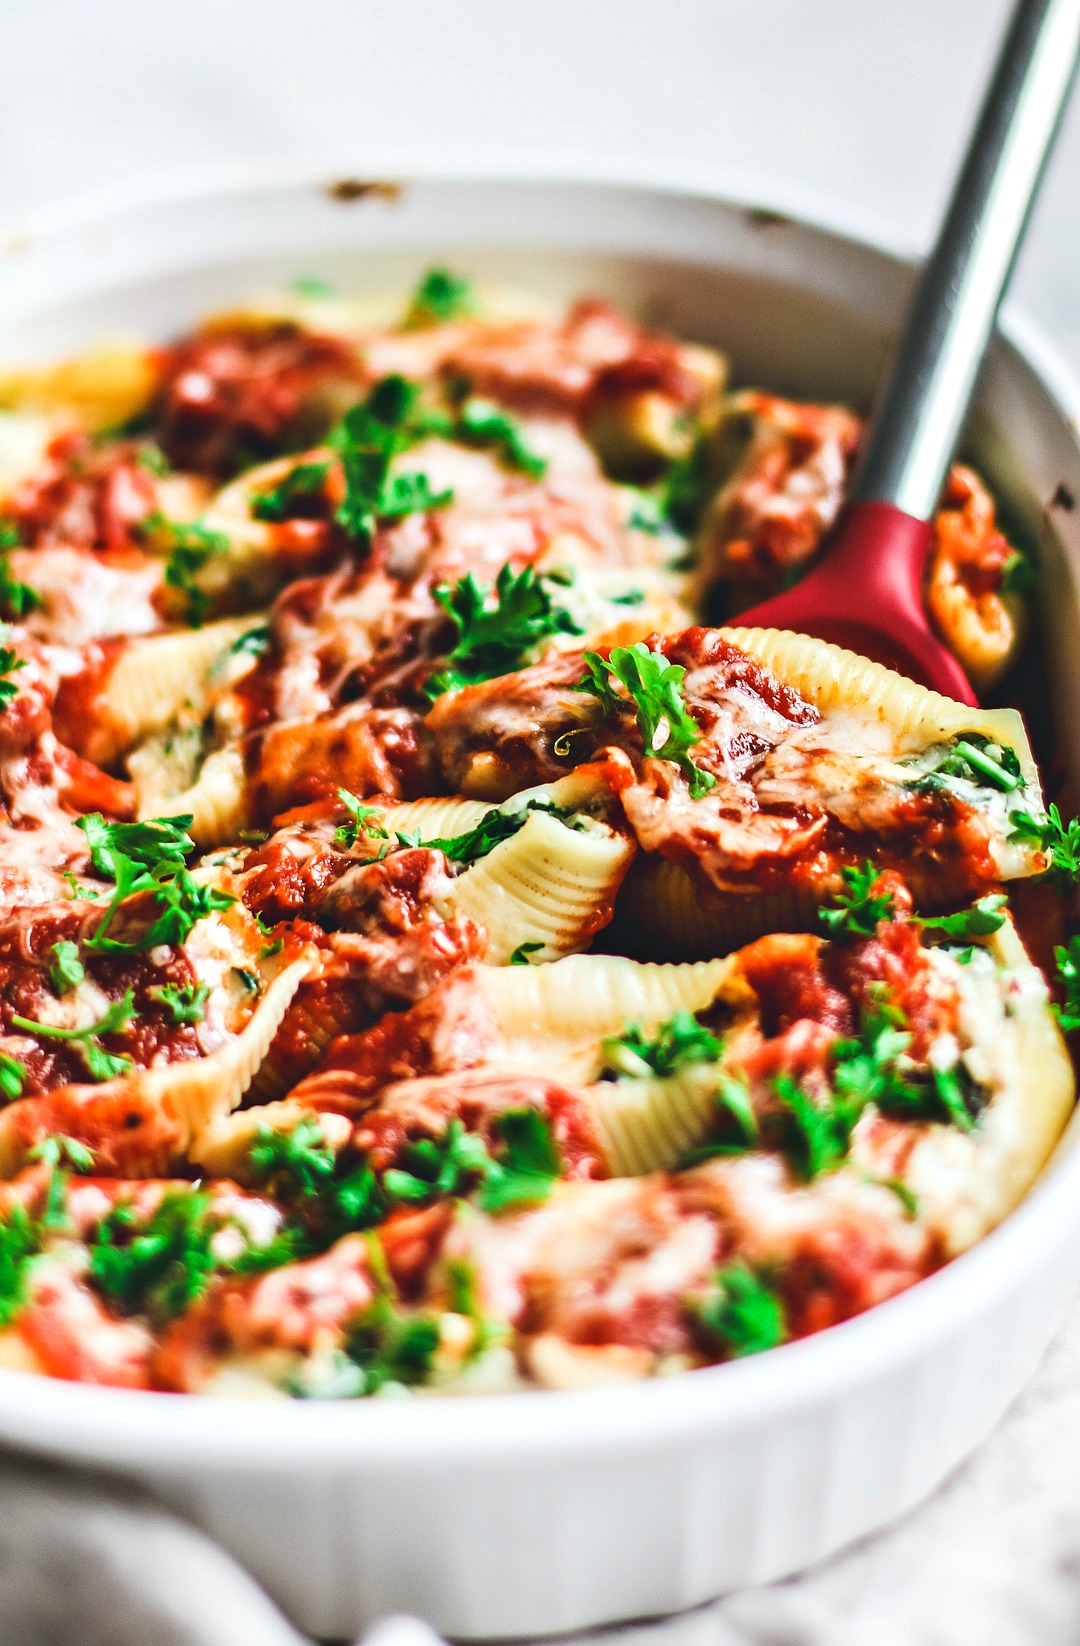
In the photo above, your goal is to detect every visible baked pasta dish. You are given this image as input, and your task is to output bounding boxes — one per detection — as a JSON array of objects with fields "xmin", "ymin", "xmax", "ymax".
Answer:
[{"xmin": 0, "ymin": 267, "xmax": 1073, "ymax": 1398}]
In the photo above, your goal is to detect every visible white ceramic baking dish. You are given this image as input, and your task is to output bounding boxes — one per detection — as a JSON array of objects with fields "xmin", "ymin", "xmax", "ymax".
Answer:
[{"xmin": 0, "ymin": 161, "xmax": 1078, "ymax": 1642}]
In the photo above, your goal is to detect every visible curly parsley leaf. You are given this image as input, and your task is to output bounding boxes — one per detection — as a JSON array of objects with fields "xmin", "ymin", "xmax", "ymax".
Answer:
[
  {"xmin": 601, "ymin": 1010, "xmax": 724, "ymax": 1080},
  {"xmin": 245, "ymin": 1119, "xmax": 388, "ymax": 1241},
  {"xmin": 0, "ymin": 1204, "xmax": 40, "ymax": 1326},
  {"xmin": 0, "ymin": 553, "xmax": 41, "ymax": 621},
  {"xmin": 344, "ymin": 1293, "xmax": 442, "ymax": 1392},
  {"xmin": 477, "ymin": 1108, "xmax": 563, "ymax": 1212},
  {"xmin": 0, "ymin": 645, "xmax": 26, "ymax": 711},
  {"xmin": 334, "ymin": 789, "xmax": 389, "ymax": 849},
  {"xmin": 75, "ymin": 813, "xmax": 234, "ymax": 954},
  {"xmin": 155, "ymin": 520, "xmax": 228, "ymax": 627},
  {"xmin": 250, "ymin": 460, "xmax": 330, "ymax": 523},
  {"xmin": 456, "ymin": 398, "xmax": 547, "ymax": 479},
  {"xmin": 829, "ymin": 996, "xmax": 985, "ymax": 1137},
  {"xmin": 150, "ymin": 981, "xmax": 210, "ymax": 1025},
  {"xmin": 1009, "ymin": 804, "xmax": 1080, "ymax": 887},
  {"xmin": 774, "ymin": 1072, "xmax": 860, "ymax": 1179},
  {"xmin": 249, "ymin": 1116, "xmax": 338, "ymax": 1199},
  {"xmin": 88, "ymin": 1190, "xmax": 218, "ymax": 1324},
  {"xmin": 424, "ymin": 562, "xmax": 582, "ymax": 700},
  {"xmin": 403, "ymin": 266, "xmax": 475, "ymax": 329},
  {"xmin": 331, "ymin": 375, "xmax": 453, "ymax": 546},
  {"xmin": 29, "ymin": 1133, "xmax": 96, "ymax": 1230},
  {"xmin": 689, "ymin": 1261, "xmax": 786, "ymax": 1358},
  {"xmin": 1053, "ymin": 936, "xmax": 1080, "ymax": 1034},
  {"xmin": 574, "ymin": 643, "xmax": 715, "ymax": 799},
  {"xmin": 47, "ymin": 939, "xmax": 85, "ymax": 995},
  {"xmin": 425, "ymin": 798, "xmax": 570, "ymax": 866},
  {"xmin": 11, "ymin": 990, "xmax": 137, "ymax": 1083},
  {"xmin": 0, "ymin": 1053, "xmax": 24, "ymax": 1102},
  {"xmin": 382, "ymin": 1118, "xmax": 493, "ymax": 1206},
  {"xmin": 509, "ymin": 940, "xmax": 544, "ymax": 965},
  {"xmin": 818, "ymin": 862, "xmax": 895, "ymax": 940},
  {"xmin": 916, "ymin": 895, "xmax": 1008, "ymax": 940}
]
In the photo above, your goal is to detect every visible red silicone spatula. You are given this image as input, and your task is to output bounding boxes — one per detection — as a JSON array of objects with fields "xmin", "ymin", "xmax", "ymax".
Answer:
[{"xmin": 737, "ymin": 0, "xmax": 1080, "ymax": 707}]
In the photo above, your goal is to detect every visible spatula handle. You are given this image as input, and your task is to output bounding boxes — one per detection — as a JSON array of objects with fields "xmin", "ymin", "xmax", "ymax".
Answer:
[{"xmin": 851, "ymin": 0, "xmax": 1080, "ymax": 519}]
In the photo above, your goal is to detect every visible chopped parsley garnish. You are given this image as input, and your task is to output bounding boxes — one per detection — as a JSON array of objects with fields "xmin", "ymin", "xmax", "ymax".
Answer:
[
  {"xmin": 1001, "ymin": 548, "xmax": 1036, "ymax": 595},
  {"xmin": 827, "ymin": 995, "xmax": 985, "ymax": 1141},
  {"xmin": 10, "ymin": 990, "xmax": 136, "ymax": 1083},
  {"xmin": 910, "ymin": 735, "xmax": 1024, "ymax": 795},
  {"xmin": 657, "ymin": 440, "xmax": 711, "ymax": 536},
  {"xmin": 88, "ymin": 1190, "xmax": 219, "ymax": 1324},
  {"xmin": 477, "ymin": 1107, "xmax": 563, "ymax": 1212},
  {"xmin": 916, "ymin": 895, "xmax": 1007, "ymax": 940},
  {"xmin": 135, "ymin": 441, "xmax": 170, "ymax": 476},
  {"xmin": 456, "ymin": 398, "xmax": 547, "ymax": 479},
  {"xmin": 0, "ymin": 554, "xmax": 41, "ymax": 621},
  {"xmin": 334, "ymin": 789, "xmax": 389, "ymax": 849},
  {"xmin": 0, "ymin": 1053, "xmax": 24, "ymax": 1102},
  {"xmin": 1009, "ymin": 804, "xmax": 1080, "ymax": 886},
  {"xmin": 251, "ymin": 460, "xmax": 330, "ymax": 523},
  {"xmin": 601, "ymin": 1011, "xmax": 723, "ymax": 1080},
  {"xmin": 76, "ymin": 812, "xmax": 234, "ymax": 954},
  {"xmin": 344, "ymin": 1293, "xmax": 442, "ymax": 1392},
  {"xmin": 249, "ymin": 1117, "xmax": 338, "ymax": 1198},
  {"xmin": 1053, "ymin": 935, "xmax": 1080, "ymax": 1034},
  {"xmin": 382, "ymin": 1119, "xmax": 493, "ymax": 1206},
  {"xmin": 29, "ymin": 1133, "xmax": 95, "ymax": 1228},
  {"xmin": 774, "ymin": 1072, "xmax": 861, "ymax": 1179},
  {"xmin": 0, "ymin": 1204, "xmax": 40, "ymax": 1326},
  {"xmin": 403, "ymin": 266, "xmax": 475, "ymax": 328},
  {"xmin": 230, "ymin": 623, "xmax": 272, "ymax": 658},
  {"xmin": 157, "ymin": 520, "xmax": 228, "ymax": 627},
  {"xmin": 689, "ymin": 1261, "xmax": 786, "ymax": 1358},
  {"xmin": 426, "ymin": 799, "xmax": 570, "ymax": 866},
  {"xmin": 509, "ymin": 940, "xmax": 544, "ymax": 965},
  {"xmin": 424, "ymin": 562, "xmax": 582, "ymax": 700},
  {"xmin": 331, "ymin": 375, "xmax": 452, "ymax": 547},
  {"xmin": 574, "ymin": 643, "xmax": 715, "ymax": 799},
  {"xmin": 246, "ymin": 1120, "xmax": 388, "ymax": 1241},
  {"xmin": 150, "ymin": 981, "xmax": 211, "ymax": 1024},
  {"xmin": 818, "ymin": 862, "xmax": 895, "ymax": 939},
  {"xmin": 47, "ymin": 939, "xmax": 85, "ymax": 994},
  {"xmin": 0, "ymin": 646, "xmax": 26, "ymax": 711}
]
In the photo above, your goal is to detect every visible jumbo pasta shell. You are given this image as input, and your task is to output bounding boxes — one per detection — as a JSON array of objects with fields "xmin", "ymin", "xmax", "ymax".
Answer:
[
  {"xmin": 476, "ymin": 952, "xmax": 734, "ymax": 1053},
  {"xmin": 894, "ymin": 916, "xmax": 1075, "ymax": 1255},
  {"xmin": 190, "ymin": 1100, "xmax": 350, "ymax": 1180},
  {"xmin": 381, "ymin": 770, "xmax": 623, "ymax": 845},
  {"xmin": 135, "ymin": 745, "xmax": 250, "ymax": 848},
  {"xmin": 586, "ymin": 1063, "xmax": 724, "ymax": 1176},
  {"xmin": 243, "ymin": 980, "xmax": 370, "ymax": 1105},
  {"xmin": 91, "ymin": 617, "xmax": 255, "ymax": 766},
  {"xmin": 441, "ymin": 810, "xmax": 635, "ymax": 965},
  {"xmin": 614, "ymin": 856, "xmax": 818, "ymax": 960},
  {"xmin": 0, "ymin": 958, "xmax": 311, "ymax": 1178},
  {"xmin": 721, "ymin": 626, "xmax": 1038, "ymax": 777}
]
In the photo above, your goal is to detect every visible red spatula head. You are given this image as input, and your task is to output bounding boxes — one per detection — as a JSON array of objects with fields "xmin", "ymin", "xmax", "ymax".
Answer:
[{"xmin": 734, "ymin": 499, "xmax": 978, "ymax": 706}]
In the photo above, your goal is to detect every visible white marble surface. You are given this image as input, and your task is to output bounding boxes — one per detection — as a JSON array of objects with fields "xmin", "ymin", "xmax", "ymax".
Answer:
[{"xmin": 3, "ymin": 0, "xmax": 1079, "ymax": 364}]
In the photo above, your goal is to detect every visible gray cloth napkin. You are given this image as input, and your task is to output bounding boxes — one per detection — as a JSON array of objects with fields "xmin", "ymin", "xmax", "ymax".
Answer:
[{"xmin": 4, "ymin": 1291, "xmax": 1080, "ymax": 1646}]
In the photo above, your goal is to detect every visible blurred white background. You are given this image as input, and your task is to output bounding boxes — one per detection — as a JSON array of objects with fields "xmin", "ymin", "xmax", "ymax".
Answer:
[{"xmin": 2, "ymin": 0, "xmax": 1079, "ymax": 361}]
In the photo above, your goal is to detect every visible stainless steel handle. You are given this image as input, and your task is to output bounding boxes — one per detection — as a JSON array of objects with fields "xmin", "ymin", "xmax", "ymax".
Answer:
[{"xmin": 851, "ymin": 0, "xmax": 1080, "ymax": 518}]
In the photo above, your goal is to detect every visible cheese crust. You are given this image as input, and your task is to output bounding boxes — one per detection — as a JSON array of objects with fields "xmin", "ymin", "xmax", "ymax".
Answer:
[{"xmin": 0, "ymin": 276, "xmax": 1067, "ymax": 1399}]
